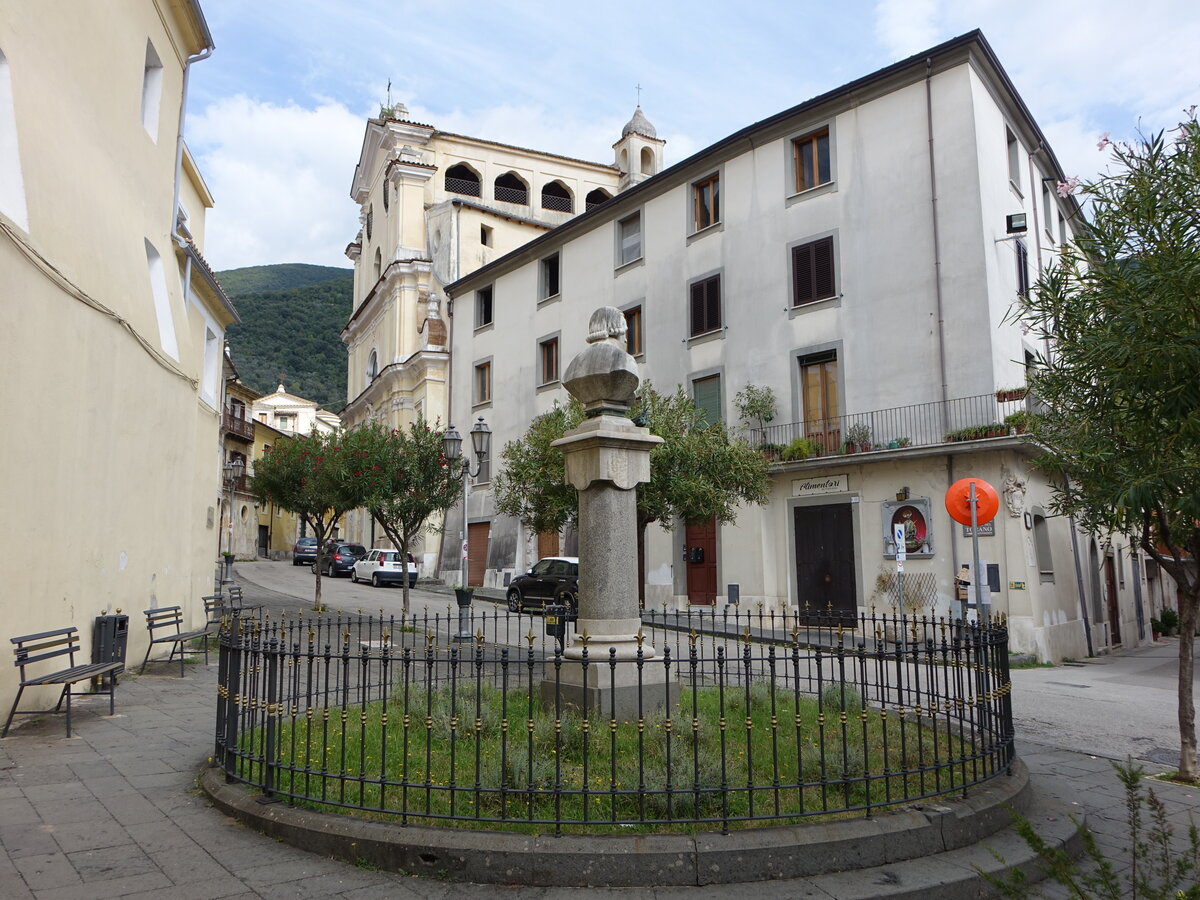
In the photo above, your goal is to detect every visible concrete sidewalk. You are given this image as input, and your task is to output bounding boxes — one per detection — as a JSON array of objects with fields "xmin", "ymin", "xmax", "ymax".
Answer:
[{"xmin": 3, "ymin": 579, "xmax": 1198, "ymax": 898}]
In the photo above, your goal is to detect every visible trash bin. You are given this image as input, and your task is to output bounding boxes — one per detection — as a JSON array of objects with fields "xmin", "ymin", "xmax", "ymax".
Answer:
[
  {"xmin": 545, "ymin": 604, "xmax": 567, "ymax": 645},
  {"xmin": 92, "ymin": 613, "xmax": 129, "ymax": 689}
]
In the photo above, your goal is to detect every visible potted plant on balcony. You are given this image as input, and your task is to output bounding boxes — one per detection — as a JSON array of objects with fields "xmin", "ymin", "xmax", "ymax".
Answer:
[
  {"xmin": 781, "ymin": 437, "xmax": 821, "ymax": 462},
  {"xmin": 1004, "ymin": 410, "xmax": 1032, "ymax": 434},
  {"xmin": 757, "ymin": 442, "xmax": 785, "ymax": 462},
  {"xmin": 996, "ymin": 385, "xmax": 1028, "ymax": 403},
  {"xmin": 845, "ymin": 422, "xmax": 872, "ymax": 453}
]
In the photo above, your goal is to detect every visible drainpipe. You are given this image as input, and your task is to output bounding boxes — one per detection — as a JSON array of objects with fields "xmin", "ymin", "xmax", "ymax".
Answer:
[
  {"xmin": 1064, "ymin": 473, "xmax": 1094, "ymax": 656},
  {"xmin": 925, "ymin": 59, "xmax": 950, "ymax": 413},
  {"xmin": 172, "ymin": 46, "xmax": 213, "ymax": 246}
]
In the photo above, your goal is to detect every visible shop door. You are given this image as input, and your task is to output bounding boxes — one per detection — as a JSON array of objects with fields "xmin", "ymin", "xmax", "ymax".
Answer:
[
  {"xmin": 257, "ymin": 525, "xmax": 269, "ymax": 558},
  {"xmin": 794, "ymin": 503, "xmax": 857, "ymax": 622},
  {"xmin": 685, "ymin": 517, "xmax": 717, "ymax": 606},
  {"xmin": 467, "ymin": 522, "xmax": 490, "ymax": 587},
  {"xmin": 1105, "ymin": 556, "xmax": 1122, "ymax": 646}
]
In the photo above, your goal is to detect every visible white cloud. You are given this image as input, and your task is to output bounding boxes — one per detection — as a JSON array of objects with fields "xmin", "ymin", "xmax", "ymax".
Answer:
[
  {"xmin": 874, "ymin": 0, "xmax": 941, "ymax": 60},
  {"xmin": 188, "ymin": 96, "xmax": 365, "ymax": 269}
]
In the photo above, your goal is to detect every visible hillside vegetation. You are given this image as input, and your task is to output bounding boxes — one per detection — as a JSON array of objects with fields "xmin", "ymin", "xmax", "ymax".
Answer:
[{"xmin": 219, "ymin": 264, "xmax": 352, "ymax": 409}]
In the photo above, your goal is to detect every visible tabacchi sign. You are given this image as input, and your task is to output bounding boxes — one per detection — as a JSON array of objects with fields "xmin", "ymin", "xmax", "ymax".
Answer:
[{"xmin": 791, "ymin": 474, "xmax": 848, "ymax": 496}]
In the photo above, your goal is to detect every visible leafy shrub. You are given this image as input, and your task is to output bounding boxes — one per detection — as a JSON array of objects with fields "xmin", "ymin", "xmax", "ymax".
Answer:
[{"xmin": 781, "ymin": 437, "xmax": 821, "ymax": 461}]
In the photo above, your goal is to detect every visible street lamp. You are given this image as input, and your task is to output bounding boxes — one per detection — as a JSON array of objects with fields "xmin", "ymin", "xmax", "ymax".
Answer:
[
  {"xmin": 222, "ymin": 457, "xmax": 245, "ymax": 584},
  {"xmin": 442, "ymin": 417, "xmax": 490, "ymax": 641}
]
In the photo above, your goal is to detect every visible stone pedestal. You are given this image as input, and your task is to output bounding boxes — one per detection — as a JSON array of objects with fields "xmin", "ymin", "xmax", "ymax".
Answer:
[{"xmin": 539, "ymin": 307, "xmax": 678, "ymax": 717}]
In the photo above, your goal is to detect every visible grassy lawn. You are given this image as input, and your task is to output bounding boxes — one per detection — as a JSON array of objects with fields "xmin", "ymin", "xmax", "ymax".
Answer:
[{"xmin": 241, "ymin": 679, "xmax": 982, "ymax": 833}]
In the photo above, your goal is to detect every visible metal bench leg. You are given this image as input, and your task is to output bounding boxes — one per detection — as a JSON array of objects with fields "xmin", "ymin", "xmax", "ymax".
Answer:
[
  {"xmin": 108, "ymin": 677, "xmax": 116, "ymax": 716},
  {"xmin": 64, "ymin": 683, "xmax": 72, "ymax": 738},
  {"xmin": 53, "ymin": 684, "xmax": 69, "ymax": 712},
  {"xmin": 2, "ymin": 685, "xmax": 25, "ymax": 738},
  {"xmin": 139, "ymin": 642, "xmax": 153, "ymax": 674},
  {"xmin": 179, "ymin": 640, "xmax": 185, "ymax": 677}
]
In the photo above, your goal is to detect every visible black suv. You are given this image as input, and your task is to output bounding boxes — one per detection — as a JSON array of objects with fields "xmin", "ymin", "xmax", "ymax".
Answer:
[
  {"xmin": 506, "ymin": 557, "xmax": 579, "ymax": 614},
  {"xmin": 316, "ymin": 542, "xmax": 366, "ymax": 577}
]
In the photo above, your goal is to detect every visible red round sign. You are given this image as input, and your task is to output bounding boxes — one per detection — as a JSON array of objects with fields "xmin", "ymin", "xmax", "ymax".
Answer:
[{"xmin": 945, "ymin": 477, "xmax": 999, "ymax": 526}]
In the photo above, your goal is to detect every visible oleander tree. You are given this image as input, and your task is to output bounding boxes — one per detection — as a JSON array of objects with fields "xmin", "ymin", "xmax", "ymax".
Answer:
[
  {"xmin": 1017, "ymin": 112, "xmax": 1200, "ymax": 780},
  {"xmin": 341, "ymin": 420, "xmax": 461, "ymax": 613},
  {"xmin": 494, "ymin": 383, "xmax": 769, "ymax": 590},
  {"xmin": 250, "ymin": 429, "xmax": 358, "ymax": 611}
]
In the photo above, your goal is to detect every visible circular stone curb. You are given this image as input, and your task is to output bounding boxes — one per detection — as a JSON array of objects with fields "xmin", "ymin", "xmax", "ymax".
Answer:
[{"xmin": 199, "ymin": 761, "xmax": 1029, "ymax": 887}]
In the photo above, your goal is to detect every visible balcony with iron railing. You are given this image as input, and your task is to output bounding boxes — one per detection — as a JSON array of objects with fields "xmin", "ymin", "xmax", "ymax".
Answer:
[
  {"xmin": 755, "ymin": 391, "xmax": 1034, "ymax": 462},
  {"xmin": 222, "ymin": 407, "xmax": 254, "ymax": 442}
]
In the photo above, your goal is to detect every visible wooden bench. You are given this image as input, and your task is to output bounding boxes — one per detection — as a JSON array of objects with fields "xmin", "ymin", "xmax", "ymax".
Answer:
[
  {"xmin": 3, "ymin": 627, "xmax": 121, "ymax": 738},
  {"xmin": 139, "ymin": 606, "xmax": 211, "ymax": 676}
]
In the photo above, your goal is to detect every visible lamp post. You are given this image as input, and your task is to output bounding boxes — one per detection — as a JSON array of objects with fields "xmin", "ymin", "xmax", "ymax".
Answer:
[
  {"xmin": 442, "ymin": 417, "xmax": 490, "ymax": 641},
  {"xmin": 222, "ymin": 457, "xmax": 245, "ymax": 584}
]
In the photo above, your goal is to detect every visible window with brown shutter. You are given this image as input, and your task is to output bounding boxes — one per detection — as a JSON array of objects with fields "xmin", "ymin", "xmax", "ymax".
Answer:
[
  {"xmin": 689, "ymin": 275, "xmax": 721, "ymax": 336},
  {"xmin": 792, "ymin": 237, "xmax": 835, "ymax": 307},
  {"xmin": 692, "ymin": 174, "xmax": 719, "ymax": 231}
]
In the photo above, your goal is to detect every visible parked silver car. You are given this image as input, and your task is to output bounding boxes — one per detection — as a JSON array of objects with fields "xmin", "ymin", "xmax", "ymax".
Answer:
[{"xmin": 352, "ymin": 549, "xmax": 418, "ymax": 588}]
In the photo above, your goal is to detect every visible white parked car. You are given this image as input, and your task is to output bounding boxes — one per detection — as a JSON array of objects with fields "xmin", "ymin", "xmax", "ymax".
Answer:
[{"xmin": 352, "ymin": 549, "xmax": 418, "ymax": 588}]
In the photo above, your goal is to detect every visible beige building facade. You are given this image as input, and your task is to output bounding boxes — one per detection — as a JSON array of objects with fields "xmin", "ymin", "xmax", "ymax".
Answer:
[
  {"xmin": 338, "ymin": 106, "xmax": 642, "ymax": 560},
  {"xmin": 0, "ymin": 1, "xmax": 237, "ymax": 712}
]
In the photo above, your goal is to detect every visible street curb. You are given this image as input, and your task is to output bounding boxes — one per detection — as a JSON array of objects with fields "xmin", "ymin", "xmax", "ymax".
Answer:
[{"xmin": 200, "ymin": 759, "xmax": 1036, "ymax": 887}]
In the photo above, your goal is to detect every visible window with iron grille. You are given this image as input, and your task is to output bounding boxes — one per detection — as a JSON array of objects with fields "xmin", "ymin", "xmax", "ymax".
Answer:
[
  {"xmin": 792, "ymin": 237, "xmax": 835, "ymax": 306},
  {"xmin": 445, "ymin": 163, "xmax": 481, "ymax": 198},
  {"xmin": 494, "ymin": 172, "xmax": 528, "ymax": 205},
  {"xmin": 541, "ymin": 180, "xmax": 573, "ymax": 213},
  {"xmin": 475, "ymin": 286, "xmax": 493, "ymax": 328},
  {"xmin": 539, "ymin": 337, "xmax": 559, "ymax": 385},
  {"xmin": 692, "ymin": 173, "xmax": 719, "ymax": 231},
  {"xmin": 793, "ymin": 129, "xmax": 831, "ymax": 192},
  {"xmin": 689, "ymin": 275, "xmax": 721, "ymax": 336}
]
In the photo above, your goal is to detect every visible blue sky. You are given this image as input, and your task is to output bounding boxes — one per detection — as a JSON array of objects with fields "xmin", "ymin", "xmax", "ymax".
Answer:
[{"xmin": 187, "ymin": 0, "xmax": 1199, "ymax": 270}]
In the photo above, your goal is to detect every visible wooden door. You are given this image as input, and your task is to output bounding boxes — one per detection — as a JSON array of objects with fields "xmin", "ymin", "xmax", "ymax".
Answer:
[
  {"xmin": 801, "ymin": 354, "xmax": 840, "ymax": 454},
  {"xmin": 1105, "ymin": 555, "xmax": 1122, "ymax": 646},
  {"xmin": 467, "ymin": 522, "xmax": 490, "ymax": 587},
  {"xmin": 685, "ymin": 517, "xmax": 718, "ymax": 606},
  {"xmin": 537, "ymin": 531, "xmax": 558, "ymax": 560},
  {"xmin": 794, "ymin": 503, "xmax": 857, "ymax": 622}
]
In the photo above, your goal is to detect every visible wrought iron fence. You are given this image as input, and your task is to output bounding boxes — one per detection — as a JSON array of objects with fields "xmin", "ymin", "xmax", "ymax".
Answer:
[
  {"xmin": 214, "ymin": 608, "xmax": 1013, "ymax": 833},
  {"xmin": 758, "ymin": 392, "xmax": 1031, "ymax": 458},
  {"xmin": 540, "ymin": 192, "xmax": 573, "ymax": 213}
]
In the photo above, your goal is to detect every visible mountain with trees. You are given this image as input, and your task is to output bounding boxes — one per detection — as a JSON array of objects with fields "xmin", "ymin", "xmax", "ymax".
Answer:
[{"xmin": 218, "ymin": 264, "xmax": 352, "ymax": 408}]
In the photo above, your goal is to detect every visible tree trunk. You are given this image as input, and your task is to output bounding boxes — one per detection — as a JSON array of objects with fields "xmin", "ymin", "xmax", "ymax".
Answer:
[
  {"xmin": 1179, "ymin": 595, "xmax": 1197, "ymax": 781},
  {"xmin": 399, "ymin": 535, "xmax": 411, "ymax": 616}
]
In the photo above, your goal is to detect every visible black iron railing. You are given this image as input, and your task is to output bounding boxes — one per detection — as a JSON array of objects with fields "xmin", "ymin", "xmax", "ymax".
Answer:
[
  {"xmin": 756, "ymin": 392, "xmax": 1031, "ymax": 459},
  {"xmin": 445, "ymin": 176, "xmax": 481, "ymax": 198},
  {"xmin": 214, "ymin": 608, "xmax": 1013, "ymax": 833},
  {"xmin": 541, "ymin": 192, "xmax": 573, "ymax": 213},
  {"xmin": 493, "ymin": 185, "xmax": 528, "ymax": 205}
]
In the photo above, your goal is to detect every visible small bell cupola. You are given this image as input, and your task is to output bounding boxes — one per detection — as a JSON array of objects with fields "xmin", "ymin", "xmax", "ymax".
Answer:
[{"xmin": 613, "ymin": 105, "xmax": 664, "ymax": 192}]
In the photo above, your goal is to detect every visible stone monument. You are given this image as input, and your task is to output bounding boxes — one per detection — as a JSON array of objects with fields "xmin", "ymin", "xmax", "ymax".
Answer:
[{"xmin": 541, "ymin": 307, "xmax": 677, "ymax": 715}]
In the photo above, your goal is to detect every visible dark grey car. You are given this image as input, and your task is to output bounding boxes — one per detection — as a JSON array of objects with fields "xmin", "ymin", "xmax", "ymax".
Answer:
[{"xmin": 506, "ymin": 557, "xmax": 579, "ymax": 614}]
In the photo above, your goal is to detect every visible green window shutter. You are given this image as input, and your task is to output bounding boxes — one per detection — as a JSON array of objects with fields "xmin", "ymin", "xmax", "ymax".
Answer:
[{"xmin": 693, "ymin": 374, "xmax": 722, "ymax": 424}]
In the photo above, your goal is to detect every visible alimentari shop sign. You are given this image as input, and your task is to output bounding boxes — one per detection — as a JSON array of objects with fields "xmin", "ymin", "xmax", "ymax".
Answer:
[{"xmin": 792, "ymin": 474, "xmax": 849, "ymax": 496}]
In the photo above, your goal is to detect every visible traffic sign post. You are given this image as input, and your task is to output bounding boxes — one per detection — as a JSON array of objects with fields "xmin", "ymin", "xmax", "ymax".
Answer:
[
  {"xmin": 893, "ymin": 523, "xmax": 906, "ymax": 611},
  {"xmin": 945, "ymin": 478, "xmax": 999, "ymax": 622}
]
